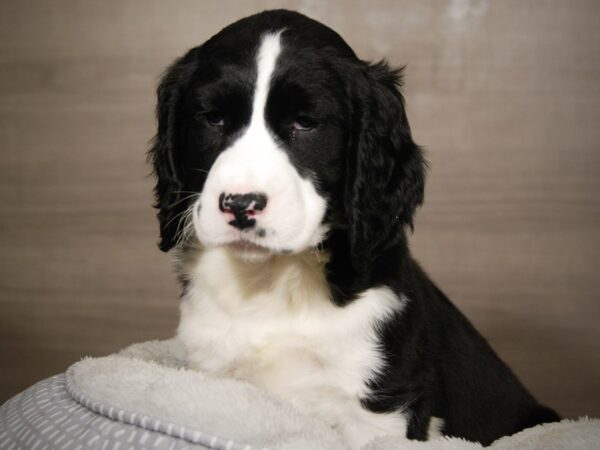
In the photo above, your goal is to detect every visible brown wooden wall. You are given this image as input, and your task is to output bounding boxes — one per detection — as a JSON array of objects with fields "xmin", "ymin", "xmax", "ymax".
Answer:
[{"xmin": 1, "ymin": 0, "xmax": 599, "ymax": 418}]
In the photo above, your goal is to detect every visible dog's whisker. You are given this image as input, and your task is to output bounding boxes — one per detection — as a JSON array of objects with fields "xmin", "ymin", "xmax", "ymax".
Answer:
[
  {"xmin": 162, "ymin": 205, "xmax": 195, "ymax": 233},
  {"xmin": 190, "ymin": 168, "xmax": 210, "ymax": 174},
  {"xmin": 168, "ymin": 193, "xmax": 200, "ymax": 208},
  {"xmin": 171, "ymin": 190, "xmax": 201, "ymax": 196},
  {"xmin": 175, "ymin": 207, "xmax": 196, "ymax": 248}
]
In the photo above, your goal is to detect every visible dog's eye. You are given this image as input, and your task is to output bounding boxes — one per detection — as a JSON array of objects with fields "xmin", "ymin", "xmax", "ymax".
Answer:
[
  {"xmin": 292, "ymin": 116, "xmax": 317, "ymax": 132},
  {"xmin": 205, "ymin": 111, "xmax": 225, "ymax": 127}
]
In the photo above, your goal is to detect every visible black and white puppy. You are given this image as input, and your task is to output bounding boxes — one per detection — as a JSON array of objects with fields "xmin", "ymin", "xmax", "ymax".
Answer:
[{"xmin": 149, "ymin": 9, "xmax": 559, "ymax": 448}]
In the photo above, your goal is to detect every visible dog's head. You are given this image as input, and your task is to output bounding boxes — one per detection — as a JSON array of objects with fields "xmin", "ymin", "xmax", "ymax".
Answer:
[{"xmin": 150, "ymin": 10, "xmax": 425, "ymax": 272}]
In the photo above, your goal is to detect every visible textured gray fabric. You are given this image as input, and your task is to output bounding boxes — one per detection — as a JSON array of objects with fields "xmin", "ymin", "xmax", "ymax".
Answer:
[
  {"xmin": 0, "ymin": 374, "xmax": 251, "ymax": 450},
  {"xmin": 66, "ymin": 340, "xmax": 347, "ymax": 450},
  {"xmin": 0, "ymin": 339, "xmax": 344, "ymax": 450},
  {"xmin": 1, "ymin": 340, "xmax": 599, "ymax": 450}
]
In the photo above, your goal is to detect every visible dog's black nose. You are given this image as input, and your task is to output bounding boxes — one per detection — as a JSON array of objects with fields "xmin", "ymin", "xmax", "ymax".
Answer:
[{"xmin": 219, "ymin": 192, "xmax": 268, "ymax": 230}]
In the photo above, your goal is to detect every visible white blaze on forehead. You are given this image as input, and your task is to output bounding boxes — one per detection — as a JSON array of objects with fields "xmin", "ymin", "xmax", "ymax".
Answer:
[
  {"xmin": 193, "ymin": 29, "xmax": 327, "ymax": 253},
  {"xmin": 251, "ymin": 32, "xmax": 282, "ymax": 128}
]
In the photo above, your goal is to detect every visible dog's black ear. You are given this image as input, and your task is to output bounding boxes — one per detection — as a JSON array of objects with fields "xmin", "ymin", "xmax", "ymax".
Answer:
[
  {"xmin": 148, "ymin": 51, "xmax": 198, "ymax": 252},
  {"xmin": 345, "ymin": 62, "xmax": 426, "ymax": 272}
]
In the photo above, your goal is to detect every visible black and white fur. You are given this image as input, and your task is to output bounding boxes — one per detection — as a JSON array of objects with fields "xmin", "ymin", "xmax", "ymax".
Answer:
[{"xmin": 149, "ymin": 10, "xmax": 559, "ymax": 448}]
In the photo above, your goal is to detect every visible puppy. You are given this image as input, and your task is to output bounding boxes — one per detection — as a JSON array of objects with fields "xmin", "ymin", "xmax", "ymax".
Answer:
[{"xmin": 149, "ymin": 9, "xmax": 559, "ymax": 448}]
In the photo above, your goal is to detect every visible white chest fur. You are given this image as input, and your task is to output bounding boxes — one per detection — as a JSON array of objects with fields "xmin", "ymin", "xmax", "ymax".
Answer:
[{"xmin": 176, "ymin": 246, "xmax": 410, "ymax": 448}]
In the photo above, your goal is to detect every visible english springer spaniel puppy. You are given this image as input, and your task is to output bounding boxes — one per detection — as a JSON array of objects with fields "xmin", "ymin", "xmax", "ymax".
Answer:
[{"xmin": 149, "ymin": 9, "xmax": 559, "ymax": 448}]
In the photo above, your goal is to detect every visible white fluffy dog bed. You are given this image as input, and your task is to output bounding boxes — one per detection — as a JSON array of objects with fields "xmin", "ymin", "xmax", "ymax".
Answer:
[{"xmin": 0, "ymin": 339, "xmax": 598, "ymax": 450}]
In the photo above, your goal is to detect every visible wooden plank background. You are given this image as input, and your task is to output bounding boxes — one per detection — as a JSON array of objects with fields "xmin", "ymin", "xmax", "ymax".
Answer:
[{"xmin": 1, "ymin": 0, "xmax": 598, "ymax": 418}]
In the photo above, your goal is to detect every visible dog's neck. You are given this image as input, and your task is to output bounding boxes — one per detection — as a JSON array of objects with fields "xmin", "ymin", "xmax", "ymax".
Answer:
[{"xmin": 175, "ymin": 243, "xmax": 334, "ymax": 310}]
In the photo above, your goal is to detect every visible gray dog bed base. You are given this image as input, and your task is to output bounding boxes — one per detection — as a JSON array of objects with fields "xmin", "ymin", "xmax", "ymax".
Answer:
[
  {"xmin": 0, "ymin": 375, "xmax": 225, "ymax": 450},
  {"xmin": 1, "ymin": 339, "xmax": 599, "ymax": 450}
]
